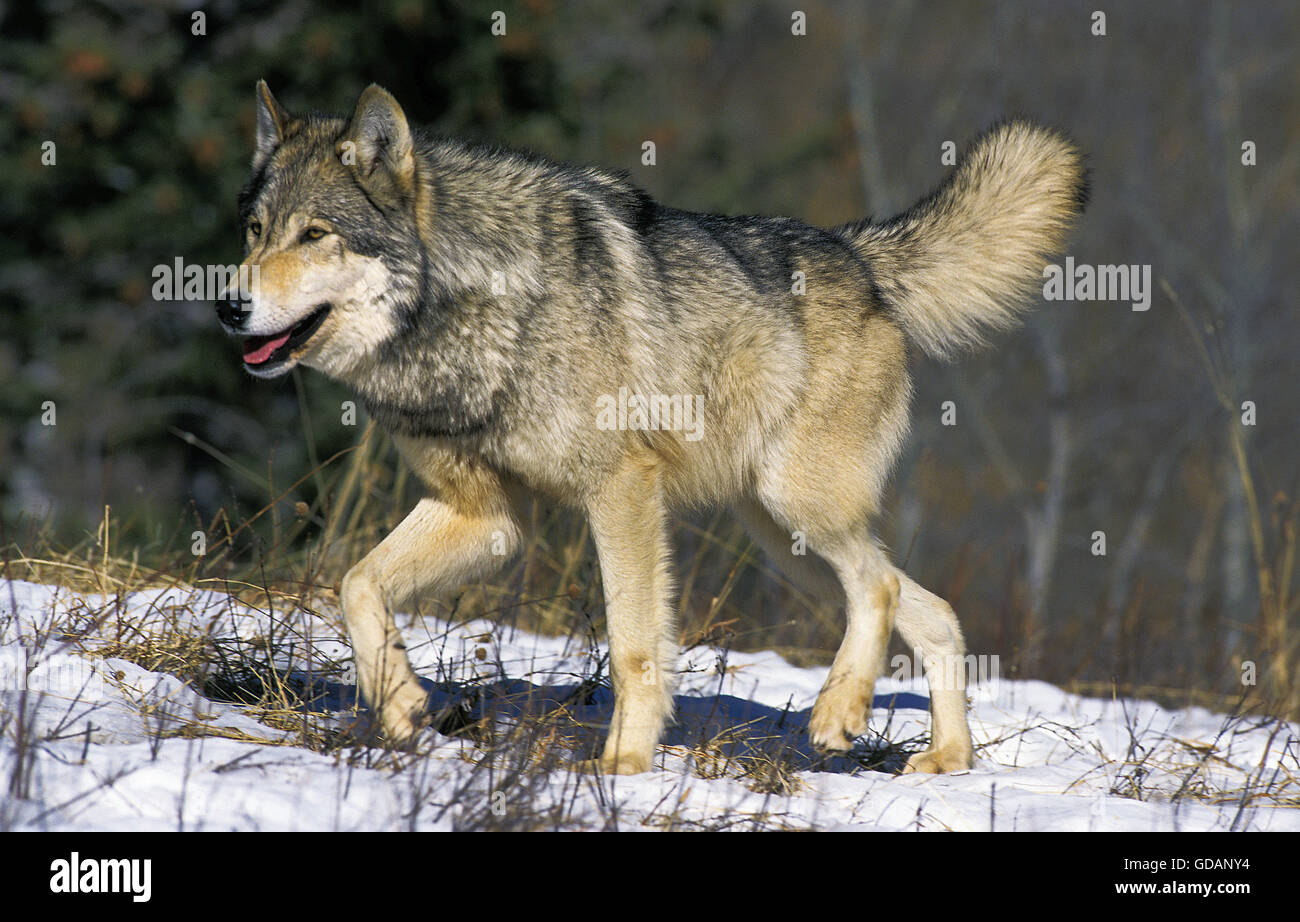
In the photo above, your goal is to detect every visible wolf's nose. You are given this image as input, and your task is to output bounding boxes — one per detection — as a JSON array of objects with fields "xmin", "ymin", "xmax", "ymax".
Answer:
[{"xmin": 216, "ymin": 293, "xmax": 249, "ymax": 329}]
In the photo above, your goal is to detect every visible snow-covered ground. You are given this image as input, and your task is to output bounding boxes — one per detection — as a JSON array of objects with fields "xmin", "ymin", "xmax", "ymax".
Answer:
[{"xmin": 1, "ymin": 579, "xmax": 1296, "ymax": 831}]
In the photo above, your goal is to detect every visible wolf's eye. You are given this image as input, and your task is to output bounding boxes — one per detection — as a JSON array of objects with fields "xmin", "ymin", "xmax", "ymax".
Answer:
[
  {"xmin": 300, "ymin": 227, "xmax": 328, "ymax": 243},
  {"xmin": 247, "ymin": 221, "xmax": 262, "ymax": 238}
]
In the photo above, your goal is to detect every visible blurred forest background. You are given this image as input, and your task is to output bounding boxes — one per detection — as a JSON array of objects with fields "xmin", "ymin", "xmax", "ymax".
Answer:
[{"xmin": 2, "ymin": 1, "xmax": 1297, "ymax": 713}]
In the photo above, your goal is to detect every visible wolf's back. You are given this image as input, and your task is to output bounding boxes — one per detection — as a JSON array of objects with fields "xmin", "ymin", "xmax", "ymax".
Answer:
[{"xmin": 839, "ymin": 120, "xmax": 1087, "ymax": 359}]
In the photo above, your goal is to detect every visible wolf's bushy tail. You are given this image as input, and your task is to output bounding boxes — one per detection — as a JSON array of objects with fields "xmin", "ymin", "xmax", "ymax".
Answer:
[{"xmin": 839, "ymin": 120, "xmax": 1088, "ymax": 359}]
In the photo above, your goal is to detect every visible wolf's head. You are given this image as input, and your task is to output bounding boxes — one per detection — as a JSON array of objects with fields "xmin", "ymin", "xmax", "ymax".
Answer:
[{"xmin": 217, "ymin": 82, "xmax": 425, "ymax": 380}]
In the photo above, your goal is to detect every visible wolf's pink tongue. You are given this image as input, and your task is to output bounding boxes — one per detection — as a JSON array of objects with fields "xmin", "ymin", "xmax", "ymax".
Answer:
[{"xmin": 243, "ymin": 332, "xmax": 291, "ymax": 365}]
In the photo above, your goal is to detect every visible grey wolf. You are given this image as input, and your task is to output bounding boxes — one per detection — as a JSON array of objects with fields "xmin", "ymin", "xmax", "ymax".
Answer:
[{"xmin": 218, "ymin": 82, "xmax": 1086, "ymax": 774}]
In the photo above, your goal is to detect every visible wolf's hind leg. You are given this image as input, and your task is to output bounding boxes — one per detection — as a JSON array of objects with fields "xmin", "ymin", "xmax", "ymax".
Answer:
[
  {"xmin": 340, "ymin": 483, "xmax": 523, "ymax": 744},
  {"xmin": 804, "ymin": 534, "xmax": 899, "ymax": 752},
  {"xmin": 740, "ymin": 499, "xmax": 972, "ymax": 770},
  {"xmin": 738, "ymin": 498, "xmax": 897, "ymax": 751},
  {"xmin": 893, "ymin": 575, "xmax": 974, "ymax": 772},
  {"xmin": 581, "ymin": 455, "xmax": 677, "ymax": 775}
]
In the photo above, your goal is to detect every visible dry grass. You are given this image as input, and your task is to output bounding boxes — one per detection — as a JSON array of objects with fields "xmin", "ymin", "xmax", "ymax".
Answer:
[{"xmin": 2, "ymin": 540, "xmax": 1296, "ymax": 829}]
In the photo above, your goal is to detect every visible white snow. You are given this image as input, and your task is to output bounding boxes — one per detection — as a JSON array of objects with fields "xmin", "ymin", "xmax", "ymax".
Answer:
[{"xmin": 1, "ymin": 579, "xmax": 1296, "ymax": 831}]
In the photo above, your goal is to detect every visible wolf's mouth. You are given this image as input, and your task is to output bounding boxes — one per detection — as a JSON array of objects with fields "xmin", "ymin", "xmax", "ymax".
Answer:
[{"xmin": 242, "ymin": 303, "xmax": 332, "ymax": 367}]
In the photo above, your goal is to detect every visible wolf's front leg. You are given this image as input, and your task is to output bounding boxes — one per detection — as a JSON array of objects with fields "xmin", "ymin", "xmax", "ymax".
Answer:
[
  {"xmin": 582, "ymin": 455, "xmax": 678, "ymax": 774},
  {"xmin": 340, "ymin": 481, "xmax": 522, "ymax": 744}
]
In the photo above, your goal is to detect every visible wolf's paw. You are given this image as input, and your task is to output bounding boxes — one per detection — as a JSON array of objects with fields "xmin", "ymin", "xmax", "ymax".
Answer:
[
  {"xmin": 374, "ymin": 683, "xmax": 431, "ymax": 747},
  {"xmin": 573, "ymin": 751, "xmax": 654, "ymax": 775},
  {"xmin": 902, "ymin": 746, "xmax": 973, "ymax": 774},
  {"xmin": 377, "ymin": 716, "xmax": 429, "ymax": 749},
  {"xmin": 808, "ymin": 686, "xmax": 870, "ymax": 752}
]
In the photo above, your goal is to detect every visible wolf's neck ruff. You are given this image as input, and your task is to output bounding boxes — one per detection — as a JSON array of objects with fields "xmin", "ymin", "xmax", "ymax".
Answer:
[{"xmin": 339, "ymin": 284, "xmax": 510, "ymax": 441}]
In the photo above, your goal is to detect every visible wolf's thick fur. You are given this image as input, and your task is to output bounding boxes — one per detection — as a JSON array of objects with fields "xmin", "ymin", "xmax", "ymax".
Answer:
[{"xmin": 220, "ymin": 83, "xmax": 1086, "ymax": 774}]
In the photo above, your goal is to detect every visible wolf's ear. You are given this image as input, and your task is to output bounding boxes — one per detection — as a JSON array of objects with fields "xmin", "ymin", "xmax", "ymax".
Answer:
[
  {"xmin": 341, "ymin": 84, "xmax": 416, "ymax": 204},
  {"xmin": 254, "ymin": 80, "xmax": 290, "ymax": 165}
]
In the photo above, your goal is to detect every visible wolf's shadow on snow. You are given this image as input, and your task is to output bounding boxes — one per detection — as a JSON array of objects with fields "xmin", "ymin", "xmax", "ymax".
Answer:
[{"xmin": 250, "ymin": 670, "xmax": 931, "ymax": 774}]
